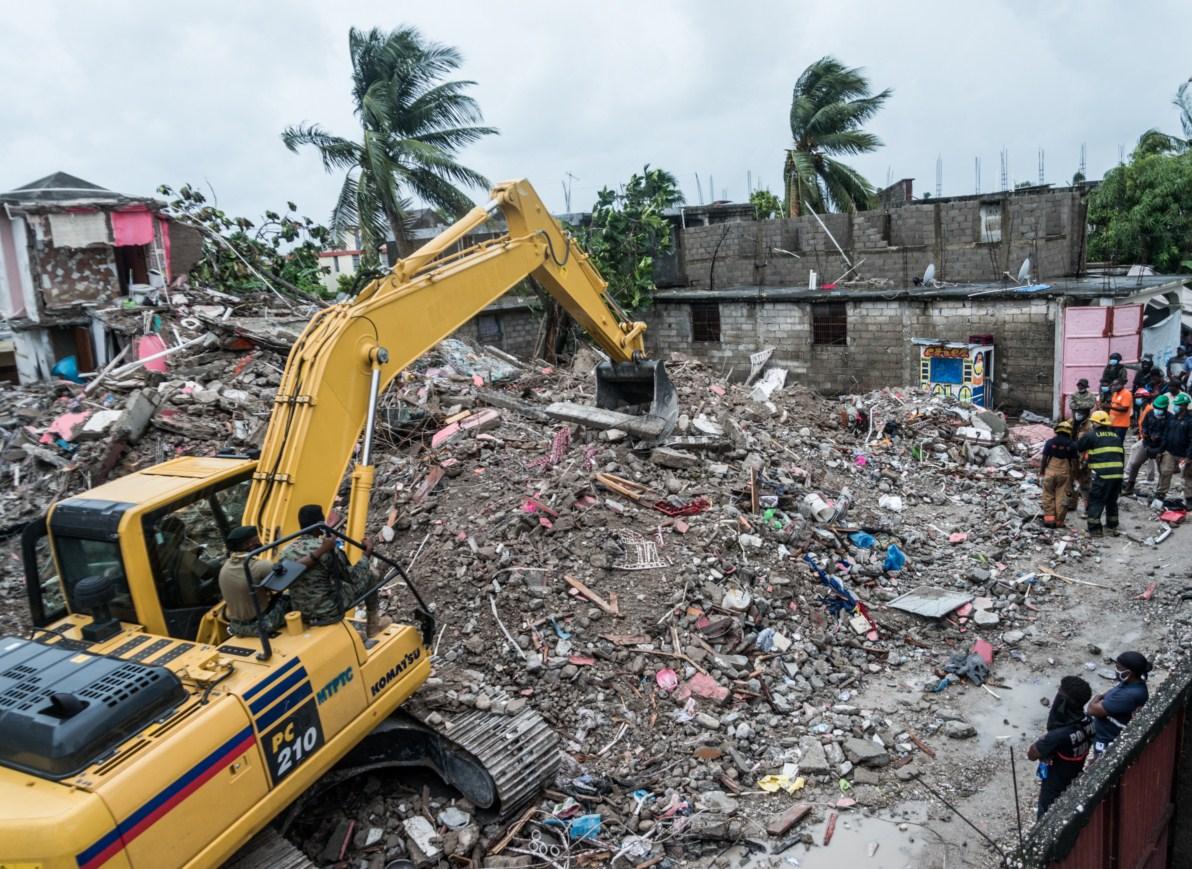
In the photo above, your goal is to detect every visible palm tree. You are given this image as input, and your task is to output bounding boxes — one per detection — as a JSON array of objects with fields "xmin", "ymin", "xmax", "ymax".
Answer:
[
  {"xmin": 1136, "ymin": 79, "xmax": 1192, "ymax": 156},
  {"xmin": 283, "ymin": 26, "xmax": 497, "ymax": 256},
  {"xmin": 783, "ymin": 56, "xmax": 891, "ymax": 216}
]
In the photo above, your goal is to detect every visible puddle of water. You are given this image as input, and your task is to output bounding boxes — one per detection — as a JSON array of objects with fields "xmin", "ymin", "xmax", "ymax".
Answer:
[
  {"xmin": 733, "ymin": 803, "xmax": 938, "ymax": 868},
  {"xmin": 973, "ymin": 674, "xmax": 1051, "ymax": 751}
]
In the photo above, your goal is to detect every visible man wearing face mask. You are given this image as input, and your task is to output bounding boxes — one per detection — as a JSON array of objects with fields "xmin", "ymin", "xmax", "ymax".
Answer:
[
  {"xmin": 1123, "ymin": 393, "xmax": 1168, "ymax": 496},
  {"xmin": 1067, "ymin": 379, "xmax": 1097, "ymax": 512},
  {"xmin": 1027, "ymin": 676, "xmax": 1094, "ymax": 818},
  {"xmin": 1088, "ymin": 651, "xmax": 1151, "ymax": 759},
  {"xmin": 1099, "ymin": 352, "xmax": 1124, "ymax": 390}
]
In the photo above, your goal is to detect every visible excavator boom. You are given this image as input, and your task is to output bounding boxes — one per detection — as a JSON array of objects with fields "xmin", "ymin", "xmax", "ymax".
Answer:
[{"xmin": 244, "ymin": 178, "xmax": 675, "ymax": 544}]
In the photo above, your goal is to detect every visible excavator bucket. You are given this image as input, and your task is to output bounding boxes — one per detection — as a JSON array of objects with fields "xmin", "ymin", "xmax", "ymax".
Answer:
[{"xmin": 594, "ymin": 359, "xmax": 679, "ymax": 435}]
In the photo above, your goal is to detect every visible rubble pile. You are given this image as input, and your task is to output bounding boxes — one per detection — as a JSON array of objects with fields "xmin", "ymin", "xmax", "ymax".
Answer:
[
  {"xmin": 304, "ymin": 352, "xmax": 1102, "ymax": 866},
  {"xmin": 0, "ymin": 322, "xmax": 1154, "ymax": 867}
]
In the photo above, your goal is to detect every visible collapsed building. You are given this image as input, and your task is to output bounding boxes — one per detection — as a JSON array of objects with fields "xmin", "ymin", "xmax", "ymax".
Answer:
[{"xmin": 0, "ymin": 172, "xmax": 202, "ymax": 384}]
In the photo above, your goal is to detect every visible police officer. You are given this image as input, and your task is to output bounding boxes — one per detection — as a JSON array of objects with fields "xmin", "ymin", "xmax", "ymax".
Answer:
[{"xmin": 1076, "ymin": 411, "xmax": 1125, "ymax": 537}]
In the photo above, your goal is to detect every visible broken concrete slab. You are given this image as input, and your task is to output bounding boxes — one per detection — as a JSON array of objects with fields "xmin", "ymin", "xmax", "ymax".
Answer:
[
  {"xmin": 544, "ymin": 401, "xmax": 667, "ymax": 439},
  {"xmin": 649, "ymin": 447, "xmax": 699, "ymax": 470},
  {"xmin": 843, "ymin": 737, "xmax": 889, "ymax": 768},
  {"xmin": 798, "ymin": 738, "xmax": 831, "ymax": 774},
  {"xmin": 750, "ymin": 367, "xmax": 787, "ymax": 402}
]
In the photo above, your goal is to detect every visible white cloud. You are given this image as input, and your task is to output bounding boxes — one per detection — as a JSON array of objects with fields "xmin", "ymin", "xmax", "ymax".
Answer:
[{"xmin": 1, "ymin": 0, "xmax": 1189, "ymax": 221}]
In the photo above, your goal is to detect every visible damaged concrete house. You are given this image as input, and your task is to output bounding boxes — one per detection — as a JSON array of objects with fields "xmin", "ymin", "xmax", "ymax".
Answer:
[
  {"xmin": 0, "ymin": 172, "xmax": 202, "ymax": 383},
  {"xmin": 646, "ymin": 184, "xmax": 1189, "ymax": 416}
]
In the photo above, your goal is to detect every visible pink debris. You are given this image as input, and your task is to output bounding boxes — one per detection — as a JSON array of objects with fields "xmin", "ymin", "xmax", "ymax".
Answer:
[
  {"xmin": 472, "ymin": 374, "xmax": 484, "ymax": 387},
  {"xmin": 972, "ymin": 638, "xmax": 994, "ymax": 666},
  {"xmin": 136, "ymin": 334, "xmax": 170, "ymax": 373},
  {"xmin": 674, "ymin": 519, "xmax": 690, "ymax": 534},
  {"xmin": 568, "ymin": 655, "xmax": 596, "ymax": 666},
  {"xmin": 432, "ymin": 422, "xmax": 461, "ymax": 448},
  {"xmin": 676, "ymin": 672, "xmax": 729, "ymax": 703},
  {"xmin": 459, "ymin": 408, "xmax": 500, "ymax": 432},
  {"xmin": 948, "ymin": 532, "xmax": 969, "ymax": 544},
  {"xmin": 41, "ymin": 411, "xmax": 92, "ymax": 443},
  {"xmin": 655, "ymin": 668, "xmax": 679, "ymax": 692},
  {"xmin": 709, "ymin": 384, "xmax": 726, "ymax": 397}
]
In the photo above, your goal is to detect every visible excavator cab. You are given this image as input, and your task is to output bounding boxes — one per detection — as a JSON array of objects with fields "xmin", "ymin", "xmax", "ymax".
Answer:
[{"xmin": 594, "ymin": 359, "xmax": 679, "ymax": 435}]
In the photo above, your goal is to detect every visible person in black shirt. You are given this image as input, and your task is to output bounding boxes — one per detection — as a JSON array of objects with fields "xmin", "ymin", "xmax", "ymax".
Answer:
[
  {"xmin": 1027, "ymin": 676, "xmax": 1094, "ymax": 818},
  {"xmin": 1039, "ymin": 420, "xmax": 1079, "ymax": 528}
]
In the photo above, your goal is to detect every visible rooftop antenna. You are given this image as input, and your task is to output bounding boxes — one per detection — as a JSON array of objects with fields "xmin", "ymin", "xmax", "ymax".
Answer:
[
  {"xmin": 975, "ymin": 156, "xmax": 981, "ymax": 194},
  {"xmin": 562, "ymin": 171, "xmax": 579, "ymax": 213},
  {"xmin": 694, "ymin": 173, "xmax": 704, "ymax": 205},
  {"xmin": 1000, "ymin": 148, "xmax": 1009, "ymax": 191},
  {"xmin": 1079, "ymin": 143, "xmax": 1087, "ymax": 179},
  {"xmin": 709, "ymin": 174, "xmax": 715, "ymax": 202},
  {"xmin": 935, "ymin": 154, "xmax": 943, "ymax": 197},
  {"xmin": 1119, "ymin": 144, "xmax": 1125, "ymax": 165}
]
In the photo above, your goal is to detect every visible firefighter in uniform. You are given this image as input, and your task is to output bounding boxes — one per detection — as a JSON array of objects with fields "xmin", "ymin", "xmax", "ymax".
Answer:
[
  {"xmin": 1076, "ymin": 411, "xmax": 1125, "ymax": 537},
  {"xmin": 1039, "ymin": 420, "xmax": 1079, "ymax": 528}
]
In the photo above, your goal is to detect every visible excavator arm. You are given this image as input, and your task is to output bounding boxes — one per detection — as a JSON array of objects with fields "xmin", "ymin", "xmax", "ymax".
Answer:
[{"xmin": 243, "ymin": 179, "xmax": 674, "ymax": 546}]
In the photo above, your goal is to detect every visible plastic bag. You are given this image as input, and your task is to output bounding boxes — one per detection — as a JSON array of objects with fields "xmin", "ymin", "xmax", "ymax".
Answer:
[{"xmin": 883, "ymin": 543, "xmax": 906, "ymax": 571}]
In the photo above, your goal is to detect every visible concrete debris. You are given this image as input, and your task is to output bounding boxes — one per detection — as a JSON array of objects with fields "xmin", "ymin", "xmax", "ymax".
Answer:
[{"xmin": 1, "ymin": 328, "xmax": 1129, "ymax": 867}]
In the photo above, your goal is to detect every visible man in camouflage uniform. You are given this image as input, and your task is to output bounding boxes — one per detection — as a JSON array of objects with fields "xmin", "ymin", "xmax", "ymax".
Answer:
[
  {"xmin": 1067, "ymin": 378, "xmax": 1098, "ymax": 511},
  {"xmin": 283, "ymin": 505, "xmax": 376, "ymax": 626}
]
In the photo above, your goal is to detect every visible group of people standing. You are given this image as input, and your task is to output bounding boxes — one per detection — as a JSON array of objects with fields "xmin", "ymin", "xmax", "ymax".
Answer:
[{"xmin": 1039, "ymin": 349, "xmax": 1192, "ymax": 536}]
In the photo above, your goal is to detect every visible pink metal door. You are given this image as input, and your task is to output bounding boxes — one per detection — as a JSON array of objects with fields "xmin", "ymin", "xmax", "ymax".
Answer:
[{"xmin": 1061, "ymin": 305, "xmax": 1142, "ymax": 415}]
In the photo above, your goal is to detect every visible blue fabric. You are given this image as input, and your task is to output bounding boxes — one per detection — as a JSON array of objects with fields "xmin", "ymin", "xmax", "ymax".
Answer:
[{"xmin": 1094, "ymin": 680, "xmax": 1148, "ymax": 742}]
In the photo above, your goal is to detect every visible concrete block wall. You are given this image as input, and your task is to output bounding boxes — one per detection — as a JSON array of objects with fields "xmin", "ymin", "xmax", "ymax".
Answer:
[
  {"xmin": 643, "ymin": 296, "xmax": 1057, "ymax": 413},
  {"xmin": 454, "ymin": 306, "xmax": 540, "ymax": 359},
  {"xmin": 678, "ymin": 189, "xmax": 1087, "ymax": 292}
]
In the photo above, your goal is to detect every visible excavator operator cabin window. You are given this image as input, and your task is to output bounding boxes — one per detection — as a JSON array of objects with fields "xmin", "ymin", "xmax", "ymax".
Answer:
[
  {"xmin": 55, "ymin": 537, "xmax": 134, "ymax": 624},
  {"xmin": 144, "ymin": 474, "xmax": 252, "ymax": 639}
]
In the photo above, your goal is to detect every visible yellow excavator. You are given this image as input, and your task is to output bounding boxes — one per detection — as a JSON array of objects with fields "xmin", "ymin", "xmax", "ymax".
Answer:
[{"xmin": 3, "ymin": 180, "xmax": 677, "ymax": 868}]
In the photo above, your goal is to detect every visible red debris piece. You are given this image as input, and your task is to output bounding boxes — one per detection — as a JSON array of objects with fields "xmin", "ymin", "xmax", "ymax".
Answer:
[
  {"xmin": 653, "ymin": 498, "xmax": 710, "ymax": 517},
  {"xmin": 1140, "ymin": 582, "xmax": 1157, "ymax": 601},
  {"xmin": 971, "ymin": 638, "xmax": 994, "ymax": 666},
  {"xmin": 823, "ymin": 811, "xmax": 838, "ymax": 846},
  {"xmin": 676, "ymin": 672, "xmax": 729, "ymax": 703}
]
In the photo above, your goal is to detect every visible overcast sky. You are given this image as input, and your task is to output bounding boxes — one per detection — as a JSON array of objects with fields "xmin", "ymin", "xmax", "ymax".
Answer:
[{"xmin": 2, "ymin": 1, "xmax": 1189, "ymax": 224}]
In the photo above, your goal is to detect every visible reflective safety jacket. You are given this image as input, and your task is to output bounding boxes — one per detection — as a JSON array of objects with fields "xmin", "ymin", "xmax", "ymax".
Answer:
[{"xmin": 1077, "ymin": 428, "xmax": 1125, "ymax": 480}]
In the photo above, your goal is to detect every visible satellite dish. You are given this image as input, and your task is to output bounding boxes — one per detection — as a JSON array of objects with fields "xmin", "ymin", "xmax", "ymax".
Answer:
[
  {"xmin": 922, "ymin": 263, "xmax": 936, "ymax": 285},
  {"xmin": 1017, "ymin": 258, "xmax": 1032, "ymax": 283}
]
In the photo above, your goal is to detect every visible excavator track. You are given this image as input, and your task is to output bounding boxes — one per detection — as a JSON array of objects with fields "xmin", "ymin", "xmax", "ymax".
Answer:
[{"xmin": 315, "ymin": 706, "xmax": 560, "ymax": 821}]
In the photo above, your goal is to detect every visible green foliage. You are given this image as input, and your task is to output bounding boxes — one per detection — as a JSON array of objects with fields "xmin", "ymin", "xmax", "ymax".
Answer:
[
  {"xmin": 750, "ymin": 188, "xmax": 782, "ymax": 220},
  {"xmin": 576, "ymin": 166, "xmax": 677, "ymax": 311},
  {"xmin": 784, "ymin": 56, "xmax": 891, "ymax": 215},
  {"xmin": 158, "ymin": 183, "xmax": 331, "ymax": 298},
  {"xmin": 282, "ymin": 25, "xmax": 497, "ymax": 255},
  {"xmin": 1087, "ymin": 150, "xmax": 1192, "ymax": 271}
]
